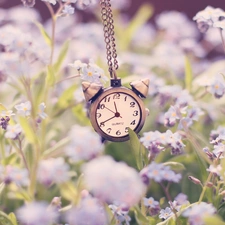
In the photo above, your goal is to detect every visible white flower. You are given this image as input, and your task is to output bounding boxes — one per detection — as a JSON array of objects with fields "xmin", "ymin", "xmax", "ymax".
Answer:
[
  {"xmin": 81, "ymin": 63, "xmax": 107, "ymax": 84},
  {"xmin": 15, "ymin": 101, "xmax": 31, "ymax": 117},
  {"xmin": 5, "ymin": 124, "xmax": 22, "ymax": 139},
  {"xmin": 0, "ymin": 110, "xmax": 15, "ymax": 117},
  {"xmin": 207, "ymin": 165, "xmax": 222, "ymax": 176},
  {"xmin": 37, "ymin": 158, "xmax": 69, "ymax": 185},
  {"xmin": 62, "ymin": 5, "xmax": 75, "ymax": 15},
  {"xmin": 193, "ymin": 6, "xmax": 225, "ymax": 23},
  {"xmin": 82, "ymin": 156, "xmax": 146, "ymax": 207},
  {"xmin": 68, "ymin": 60, "xmax": 87, "ymax": 71},
  {"xmin": 41, "ymin": 0, "xmax": 57, "ymax": 5},
  {"xmin": 62, "ymin": 0, "xmax": 77, "ymax": 3},
  {"xmin": 38, "ymin": 102, "xmax": 48, "ymax": 119},
  {"xmin": 17, "ymin": 201, "xmax": 58, "ymax": 225},
  {"xmin": 213, "ymin": 20, "xmax": 225, "ymax": 29}
]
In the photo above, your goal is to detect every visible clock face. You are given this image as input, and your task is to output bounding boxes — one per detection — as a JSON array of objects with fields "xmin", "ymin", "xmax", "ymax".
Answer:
[{"xmin": 91, "ymin": 90, "xmax": 144, "ymax": 141}]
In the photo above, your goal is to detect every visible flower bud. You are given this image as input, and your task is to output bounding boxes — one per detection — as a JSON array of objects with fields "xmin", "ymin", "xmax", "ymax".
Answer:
[{"xmin": 188, "ymin": 176, "xmax": 202, "ymax": 185}]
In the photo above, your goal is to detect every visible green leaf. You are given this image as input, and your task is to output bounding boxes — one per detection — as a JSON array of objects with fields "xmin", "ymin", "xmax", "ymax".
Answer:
[
  {"xmin": 46, "ymin": 65, "xmax": 55, "ymax": 87},
  {"xmin": 34, "ymin": 21, "xmax": 52, "ymax": 46},
  {"xmin": 0, "ymin": 211, "xmax": 14, "ymax": 225},
  {"xmin": 184, "ymin": 55, "xmax": 193, "ymax": 92},
  {"xmin": 53, "ymin": 39, "xmax": 70, "ymax": 73},
  {"xmin": 19, "ymin": 117, "xmax": 36, "ymax": 144},
  {"xmin": 163, "ymin": 162, "xmax": 186, "ymax": 172},
  {"xmin": 1, "ymin": 153, "xmax": 17, "ymax": 166},
  {"xmin": 120, "ymin": 3, "xmax": 153, "ymax": 50},
  {"xmin": 128, "ymin": 128, "xmax": 147, "ymax": 170},
  {"xmin": 59, "ymin": 182, "xmax": 78, "ymax": 202},
  {"xmin": 204, "ymin": 215, "xmax": 225, "ymax": 225},
  {"xmin": 157, "ymin": 217, "xmax": 176, "ymax": 225},
  {"xmin": 43, "ymin": 137, "xmax": 70, "ymax": 159},
  {"xmin": 0, "ymin": 183, "xmax": 5, "ymax": 195},
  {"xmin": 13, "ymin": 190, "xmax": 32, "ymax": 201},
  {"xmin": 72, "ymin": 104, "xmax": 89, "ymax": 125},
  {"xmin": 56, "ymin": 85, "xmax": 77, "ymax": 109},
  {"xmin": 8, "ymin": 213, "xmax": 18, "ymax": 225},
  {"xmin": 133, "ymin": 206, "xmax": 149, "ymax": 225},
  {"xmin": 0, "ymin": 103, "xmax": 7, "ymax": 112}
]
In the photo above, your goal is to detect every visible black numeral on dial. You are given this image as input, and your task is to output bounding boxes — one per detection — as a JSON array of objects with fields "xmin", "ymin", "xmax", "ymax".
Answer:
[
  {"xmin": 130, "ymin": 120, "xmax": 136, "ymax": 125},
  {"xmin": 133, "ymin": 110, "xmax": 138, "ymax": 116},
  {"xmin": 116, "ymin": 130, "xmax": 121, "ymax": 136},
  {"xmin": 113, "ymin": 93, "xmax": 120, "ymax": 99},
  {"xmin": 106, "ymin": 128, "xmax": 112, "ymax": 134}
]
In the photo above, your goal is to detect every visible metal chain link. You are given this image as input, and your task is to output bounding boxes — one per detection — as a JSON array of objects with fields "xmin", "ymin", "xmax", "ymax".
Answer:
[{"xmin": 100, "ymin": 0, "xmax": 118, "ymax": 79}]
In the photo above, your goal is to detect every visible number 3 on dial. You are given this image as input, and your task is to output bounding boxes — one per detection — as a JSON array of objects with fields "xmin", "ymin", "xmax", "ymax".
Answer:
[{"xmin": 89, "ymin": 87, "xmax": 147, "ymax": 142}]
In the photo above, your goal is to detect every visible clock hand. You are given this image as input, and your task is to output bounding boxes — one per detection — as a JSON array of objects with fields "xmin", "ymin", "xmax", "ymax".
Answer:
[
  {"xmin": 114, "ymin": 101, "xmax": 122, "ymax": 118},
  {"xmin": 100, "ymin": 115, "xmax": 116, "ymax": 126},
  {"xmin": 114, "ymin": 101, "xmax": 118, "ymax": 112},
  {"xmin": 104, "ymin": 106, "xmax": 116, "ymax": 114}
]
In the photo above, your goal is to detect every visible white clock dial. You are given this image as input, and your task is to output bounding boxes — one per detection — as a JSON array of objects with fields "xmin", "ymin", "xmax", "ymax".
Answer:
[{"xmin": 95, "ymin": 92, "xmax": 142, "ymax": 138}]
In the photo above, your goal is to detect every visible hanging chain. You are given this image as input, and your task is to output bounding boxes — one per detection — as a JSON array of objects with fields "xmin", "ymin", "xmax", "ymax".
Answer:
[{"xmin": 100, "ymin": 0, "xmax": 119, "ymax": 79}]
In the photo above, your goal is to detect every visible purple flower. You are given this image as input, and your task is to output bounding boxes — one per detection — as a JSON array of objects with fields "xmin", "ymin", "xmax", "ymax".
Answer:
[
  {"xmin": 141, "ymin": 162, "xmax": 182, "ymax": 183},
  {"xmin": 3, "ymin": 166, "xmax": 29, "ymax": 186},
  {"xmin": 212, "ymin": 143, "xmax": 225, "ymax": 158},
  {"xmin": 165, "ymin": 130, "xmax": 185, "ymax": 152},
  {"xmin": 66, "ymin": 197, "xmax": 108, "ymax": 225},
  {"xmin": 143, "ymin": 197, "xmax": 159, "ymax": 208},
  {"xmin": 17, "ymin": 201, "xmax": 58, "ymax": 225},
  {"xmin": 5, "ymin": 124, "xmax": 22, "ymax": 139},
  {"xmin": 164, "ymin": 105, "xmax": 182, "ymax": 127},
  {"xmin": 209, "ymin": 74, "xmax": 225, "ymax": 98},
  {"xmin": 183, "ymin": 202, "xmax": 216, "ymax": 225},
  {"xmin": 21, "ymin": 0, "xmax": 36, "ymax": 7},
  {"xmin": 62, "ymin": 5, "xmax": 75, "ymax": 15},
  {"xmin": 159, "ymin": 207, "xmax": 173, "ymax": 220},
  {"xmin": 82, "ymin": 156, "xmax": 146, "ymax": 207},
  {"xmin": 193, "ymin": 6, "xmax": 225, "ymax": 33},
  {"xmin": 174, "ymin": 193, "xmax": 188, "ymax": 205},
  {"xmin": 65, "ymin": 125, "xmax": 104, "ymax": 162},
  {"xmin": 187, "ymin": 107, "xmax": 204, "ymax": 121},
  {"xmin": 37, "ymin": 158, "xmax": 69, "ymax": 186},
  {"xmin": 207, "ymin": 165, "xmax": 222, "ymax": 176},
  {"xmin": 109, "ymin": 204, "xmax": 131, "ymax": 225}
]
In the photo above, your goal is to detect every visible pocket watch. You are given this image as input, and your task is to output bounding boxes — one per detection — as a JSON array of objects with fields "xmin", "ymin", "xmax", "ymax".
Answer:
[
  {"xmin": 82, "ymin": 78, "xmax": 149, "ymax": 142},
  {"xmin": 81, "ymin": 0, "xmax": 149, "ymax": 142}
]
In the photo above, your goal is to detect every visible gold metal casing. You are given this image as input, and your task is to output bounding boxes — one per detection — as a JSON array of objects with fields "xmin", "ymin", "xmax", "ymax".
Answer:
[{"xmin": 89, "ymin": 86, "xmax": 147, "ymax": 142}]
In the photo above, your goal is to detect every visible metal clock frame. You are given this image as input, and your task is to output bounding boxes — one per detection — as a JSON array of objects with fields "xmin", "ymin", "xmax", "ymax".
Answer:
[{"xmin": 89, "ymin": 86, "xmax": 147, "ymax": 142}]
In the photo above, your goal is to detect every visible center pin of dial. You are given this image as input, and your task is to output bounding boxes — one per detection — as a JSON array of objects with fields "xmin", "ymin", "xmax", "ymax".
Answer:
[{"xmin": 115, "ymin": 112, "xmax": 120, "ymax": 117}]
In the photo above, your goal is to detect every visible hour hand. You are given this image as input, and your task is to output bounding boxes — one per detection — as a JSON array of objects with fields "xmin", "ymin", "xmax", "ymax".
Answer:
[{"xmin": 100, "ymin": 115, "xmax": 116, "ymax": 126}]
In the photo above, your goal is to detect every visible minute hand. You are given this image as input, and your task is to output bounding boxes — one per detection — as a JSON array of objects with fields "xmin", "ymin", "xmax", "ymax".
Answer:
[{"xmin": 101, "ymin": 115, "xmax": 116, "ymax": 124}]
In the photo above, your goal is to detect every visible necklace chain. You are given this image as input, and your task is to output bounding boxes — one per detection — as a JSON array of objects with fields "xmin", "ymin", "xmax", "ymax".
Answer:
[{"xmin": 100, "ymin": 0, "xmax": 118, "ymax": 79}]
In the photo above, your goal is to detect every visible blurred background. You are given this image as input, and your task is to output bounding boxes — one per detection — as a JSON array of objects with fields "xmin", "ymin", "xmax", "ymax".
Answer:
[{"xmin": 1, "ymin": 0, "xmax": 225, "ymax": 21}]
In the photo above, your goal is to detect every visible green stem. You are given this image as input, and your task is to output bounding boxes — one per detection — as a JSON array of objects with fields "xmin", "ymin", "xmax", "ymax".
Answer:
[
  {"xmin": 11, "ymin": 139, "xmax": 29, "ymax": 173},
  {"xmin": 45, "ymin": 2, "xmax": 56, "ymax": 65},
  {"xmin": 18, "ymin": 138, "xmax": 30, "ymax": 173},
  {"xmin": 198, "ymin": 172, "xmax": 213, "ymax": 203},
  {"xmin": 160, "ymin": 183, "xmax": 180, "ymax": 225}
]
